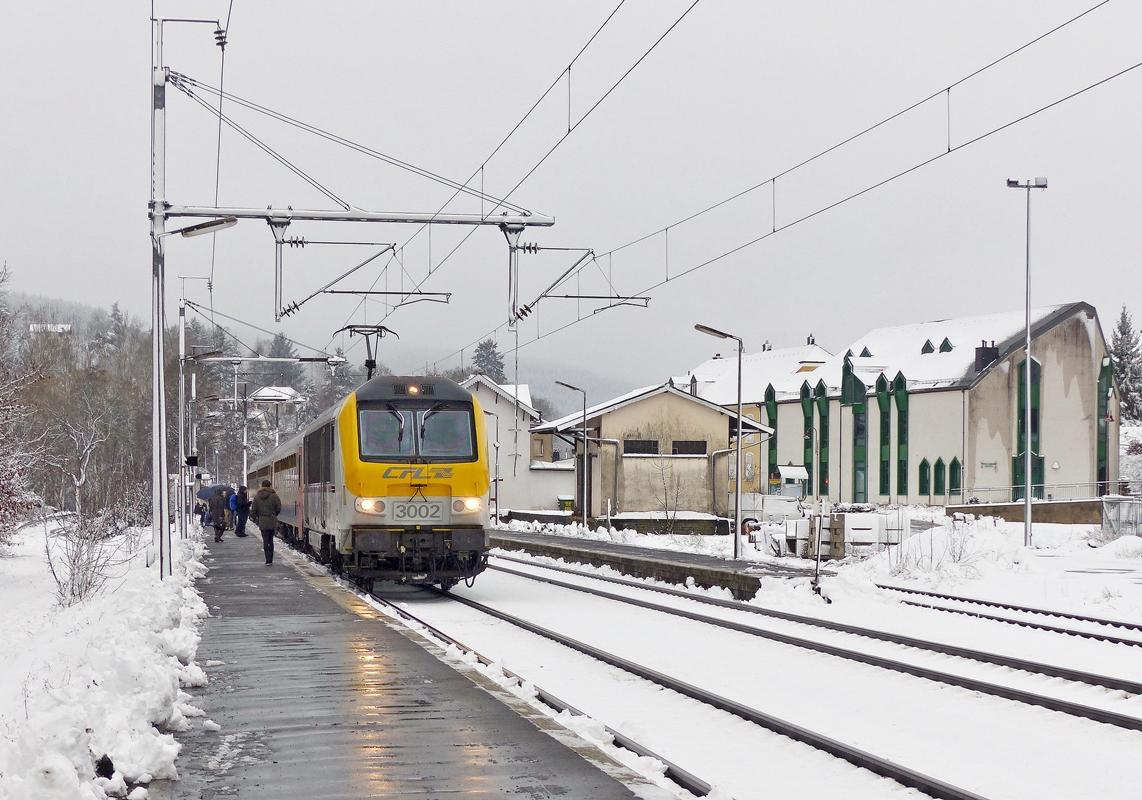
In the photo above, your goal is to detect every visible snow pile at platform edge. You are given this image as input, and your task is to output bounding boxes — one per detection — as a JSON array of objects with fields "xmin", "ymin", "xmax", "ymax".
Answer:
[{"xmin": 0, "ymin": 528, "xmax": 209, "ymax": 800}]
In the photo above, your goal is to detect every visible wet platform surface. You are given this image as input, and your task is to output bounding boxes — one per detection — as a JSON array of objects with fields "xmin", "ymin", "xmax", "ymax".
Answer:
[
  {"xmin": 489, "ymin": 531, "xmax": 830, "ymax": 600},
  {"xmin": 169, "ymin": 532, "xmax": 641, "ymax": 799}
]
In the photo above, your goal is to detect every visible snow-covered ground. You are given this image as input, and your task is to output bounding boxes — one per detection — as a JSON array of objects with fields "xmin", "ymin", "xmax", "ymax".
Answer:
[
  {"xmin": 6, "ymin": 505, "xmax": 1142, "ymax": 799},
  {"xmin": 0, "ymin": 520, "xmax": 208, "ymax": 800}
]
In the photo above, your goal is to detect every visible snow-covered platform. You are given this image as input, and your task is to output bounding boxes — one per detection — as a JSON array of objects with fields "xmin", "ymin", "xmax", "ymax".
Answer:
[
  {"xmin": 162, "ymin": 534, "xmax": 641, "ymax": 800},
  {"xmin": 490, "ymin": 531, "xmax": 825, "ymax": 600}
]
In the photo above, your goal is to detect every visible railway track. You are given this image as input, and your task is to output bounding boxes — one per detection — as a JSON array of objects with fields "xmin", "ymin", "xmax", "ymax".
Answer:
[
  {"xmin": 288, "ymin": 540, "xmax": 1142, "ymax": 799},
  {"xmin": 383, "ymin": 584, "xmax": 989, "ymax": 800},
  {"xmin": 875, "ymin": 583, "xmax": 1142, "ymax": 645},
  {"xmin": 493, "ymin": 554, "xmax": 1142, "ymax": 694},
  {"xmin": 487, "ymin": 559, "xmax": 1142, "ymax": 733},
  {"xmin": 367, "ymin": 591, "xmax": 716, "ymax": 799}
]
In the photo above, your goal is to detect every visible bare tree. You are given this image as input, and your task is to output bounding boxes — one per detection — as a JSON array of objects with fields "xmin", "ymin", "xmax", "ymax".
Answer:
[{"xmin": 44, "ymin": 396, "xmax": 111, "ymax": 516}]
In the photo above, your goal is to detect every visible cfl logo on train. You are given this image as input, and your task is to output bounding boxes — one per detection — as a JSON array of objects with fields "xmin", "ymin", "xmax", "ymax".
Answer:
[{"xmin": 380, "ymin": 466, "xmax": 454, "ymax": 479}]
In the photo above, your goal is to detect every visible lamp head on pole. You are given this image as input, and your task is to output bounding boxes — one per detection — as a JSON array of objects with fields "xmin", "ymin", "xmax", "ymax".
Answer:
[
  {"xmin": 695, "ymin": 323, "xmax": 730, "ymax": 340},
  {"xmin": 178, "ymin": 216, "xmax": 238, "ymax": 238}
]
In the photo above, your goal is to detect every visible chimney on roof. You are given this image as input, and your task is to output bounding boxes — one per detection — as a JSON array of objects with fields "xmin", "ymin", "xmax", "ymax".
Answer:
[
  {"xmin": 763, "ymin": 340, "xmax": 771, "ymax": 351},
  {"xmin": 690, "ymin": 374, "xmax": 698, "ymax": 396},
  {"xmin": 807, "ymin": 334, "xmax": 815, "ymax": 345},
  {"xmin": 975, "ymin": 339, "xmax": 1000, "ymax": 372}
]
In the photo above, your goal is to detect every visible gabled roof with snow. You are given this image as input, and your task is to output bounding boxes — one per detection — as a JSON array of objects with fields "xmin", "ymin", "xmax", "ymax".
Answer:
[
  {"xmin": 775, "ymin": 302, "xmax": 1097, "ymax": 400},
  {"xmin": 681, "ymin": 344, "xmax": 833, "ymax": 405},
  {"xmin": 532, "ymin": 382, "xmax": 772, "ymax": 435},
  {"xmin": 249, "ymin": 386, "xmax": 304, "ymax": 403},
  {"xmin": 459, "ymin": 374, "xmax": 538, "ymax": 418}
]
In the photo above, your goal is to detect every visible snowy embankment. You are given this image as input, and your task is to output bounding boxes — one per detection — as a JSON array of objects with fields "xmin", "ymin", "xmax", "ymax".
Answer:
[
  {"xmin": 497, "ymin": 511, "xmax": 1142, "ymax": 621},
  {"xmin": 0, "ymin": 521, "xmax": 208, "ymax": 800}
]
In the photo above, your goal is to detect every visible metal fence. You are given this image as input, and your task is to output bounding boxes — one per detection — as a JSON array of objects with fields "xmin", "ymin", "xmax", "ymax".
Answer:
[
  {"xmin": 961, "ymin": 481, "xmax": 1133, "ymax": 504},
  {"xmin": 1102, "ymin": 495, "xmax": 1142, "ymax": 538}
]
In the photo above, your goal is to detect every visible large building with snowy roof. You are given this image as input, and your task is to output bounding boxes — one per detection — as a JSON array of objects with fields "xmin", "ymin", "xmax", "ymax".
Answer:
[{"xmin": 683, "ymin": 302, "xmax": 1119, "ymax": 509}]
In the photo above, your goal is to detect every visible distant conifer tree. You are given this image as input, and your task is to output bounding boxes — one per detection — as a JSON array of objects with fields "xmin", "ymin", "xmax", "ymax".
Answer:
[
  {"xmin": 1111, "ymin": 305, "xmax": 1142, "ymax": 422},
  {"xmin": 473, "ymin": 338, "xmax": 506, "ymax": 383}
]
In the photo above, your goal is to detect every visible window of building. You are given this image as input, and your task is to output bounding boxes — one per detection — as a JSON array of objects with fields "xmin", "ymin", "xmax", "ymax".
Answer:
[
  {"xmin": 745, "ymin": 451, "xmax": 755, "ymax": 480},
  {"xmin": 939, "ymin": 337, "xmax": 954, "ymax": 353},
  {"xmin": 921, "ymin": 340, "xmax": 935, "ymax": 354},
  {"xmin": 801, "ymin": 382, "xmax": 814, "ymax": 492},
  {"xmin": 934, "ymin": 458, "xmax": 946, "ymax": 495},
  {"xmin": 624, "ymin": 439, "xmax": 658, "ymax": 455},
  {"xmin": 1013, "ymin": 358, "xmax": 1044, "ymax": 500},
  {"xmin": 765, "ymin": 385, "xmax": 779, "ymax": 487},
  {"xmin": 877, "ymin": 374, "xmax": 891, "ymax": 496},
  {"xmin": 894, "ymin": 373, "xmax": 909, "ymax": 496},
  {"xmin": 671, "ymin": 440, "xmax": 707, "ymax": 455},
  {"xmin": 1098, "ymin": 357, "xmax": 1112, "ymax": 495},
  {"xmin": 816, "ymin": 380, "xmax": 829, "ymax": 496},
  {"xmin": 843, "ymin": 358, "xmax": 867, "ymax": 502},
  {"xmin": 918, "ymin": 458, "xmax": 931, "ymax": 495},
  {"xmin": 860, "ymin": 347, "xmax": 873, "ymax": 358},
  {"xmin": 949, "ymin": 457, "xmax": 962, "ymax": 496}
]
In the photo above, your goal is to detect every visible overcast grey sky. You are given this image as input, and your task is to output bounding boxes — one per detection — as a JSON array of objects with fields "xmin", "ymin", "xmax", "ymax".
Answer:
[{"xmin": 2, "ymin": 1, "xmax": 1140, "ymax": 395}]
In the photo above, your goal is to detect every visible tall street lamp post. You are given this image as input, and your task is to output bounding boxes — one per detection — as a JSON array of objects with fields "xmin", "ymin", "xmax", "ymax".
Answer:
[
  {"xmin": 695, "ymin": 324, "xmax": 744, "ymax": 560},
  {"xmin": 1007, "ymin": 177, "xmax": 1047, "ymax": 548},
  {"xmin": 556, "ymin": 381, "xmax": 588, "ymax": 527}
]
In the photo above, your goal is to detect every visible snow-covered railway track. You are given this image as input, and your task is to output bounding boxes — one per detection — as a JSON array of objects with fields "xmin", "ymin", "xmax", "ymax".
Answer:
[
  {"xmin": 425, "ymin": 585, "xmax": 988, "ymax": 800},
  {"xmin": 493, "ymin": 554, "xmax": 1142, "ymax": 695},
  {"xmin": 875, "ymin": 583, "xmax": 1142, "ymax": 646},
  {"xmin": 488, "ymin": 560, "xmax": 1142, "ymax": 733},
  {"xmin": 368, "ymin": 591, "xmax": 717, "ymax": 799}
]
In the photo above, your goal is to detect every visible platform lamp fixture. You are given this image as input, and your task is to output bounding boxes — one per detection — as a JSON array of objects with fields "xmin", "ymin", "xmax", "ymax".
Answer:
[
  {"xmin": 695, "ymin": 323, "xmax": 744, "ymax": 559},
  {"xmin": 1007, "ymin": 177, "xmax": 1047, "ymax": 548},
  {"xmin": 556, "ymin": 381, "xmax": 588, "ymax": 527}
]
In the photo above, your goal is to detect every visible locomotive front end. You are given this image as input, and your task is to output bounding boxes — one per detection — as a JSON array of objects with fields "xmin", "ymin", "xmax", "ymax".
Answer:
[{"xmin": 339, "ymin": 377, "xmax": 491, "ymax": 588}]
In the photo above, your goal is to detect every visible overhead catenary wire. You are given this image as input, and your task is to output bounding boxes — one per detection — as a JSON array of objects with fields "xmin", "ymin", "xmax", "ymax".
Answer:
[
  {"xmin": 184, "ymin": 299, "xmax": 335, "ymax": 358},
  {"xmin": 323, "ymin": 0, "xmax": 646, "ymax": 358},
  {"xmin": 341, "ymin": 0, "xmax": 705, "ymax": 365},
  {"xmin": 207, "ymin": 0, "xmax": 235, "ymax": 320},
  {"xmin": 422, "ymin": 53, "xmax": 1142, "ymax": 371}
]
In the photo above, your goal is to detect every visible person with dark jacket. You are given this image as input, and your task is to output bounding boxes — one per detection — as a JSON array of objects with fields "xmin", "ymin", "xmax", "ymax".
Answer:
[
  {"xmin": 250, "ymin": 480, "xmax": 282, "ymax": 565},
  {"xmin": 230, "ymin": 486, "xmax": 251, "ymax": 537},
  {"xmin": 207, "ymin": 488, "xmax": 228, "ymax": 543}
]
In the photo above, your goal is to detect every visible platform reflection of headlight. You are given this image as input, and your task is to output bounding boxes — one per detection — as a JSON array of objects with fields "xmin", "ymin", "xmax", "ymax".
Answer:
[
  {"xmin": 355, "ymin": 497, "xmax": 386, "ymax": 514},
  {"xmin": 452, "ymin": 497, "xmax": 482, "ymax": 514}
]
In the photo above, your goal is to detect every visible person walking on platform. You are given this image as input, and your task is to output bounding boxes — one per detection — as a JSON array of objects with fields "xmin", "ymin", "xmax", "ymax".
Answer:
[
  {"xmin": 250, "ymin": 479, "xmax": 281, "ymax": 565},
  {"xmin": 231, "ymin": 486, "xmax": 251, "ymax": 537},
  {"xmin": 208, "ymin": 488, "xmax": 228, "ymax": 543}
]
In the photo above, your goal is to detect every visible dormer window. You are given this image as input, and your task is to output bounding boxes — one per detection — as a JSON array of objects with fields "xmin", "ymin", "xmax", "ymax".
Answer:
[
  {"xmin": 921, "ymin": 340, "xmax": 935, "ymax": 354},
  {"xmin": 860, "ymin": 347, "xmax": 873, "ymax": 357},
  {"xmin": 939, "ymin": 337, "xmax": 953, "ymax": 353}
]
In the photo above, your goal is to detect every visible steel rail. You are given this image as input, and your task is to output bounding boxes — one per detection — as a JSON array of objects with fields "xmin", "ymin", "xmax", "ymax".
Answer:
[
  {"xmin": 874, "ymin": 595, "xmax": 1142, "ymax": 648},
  {"xmin": 363, "ymin": 590, "xmax": 713, "ymax": 798},
  {"xmin": 491, "ymin": 555, "xmax": 1142, "ymax": 693},
  {"xmin": 489, "ymin": 563, "xmax": 1142, "ymax": 733},
  {"xmin": 877, "ymin": 583, "xmax": 1142, "ymax": 633},
  {"xmin": 435, "ymin": 588, "xmax": 989, "ymax": 800}
]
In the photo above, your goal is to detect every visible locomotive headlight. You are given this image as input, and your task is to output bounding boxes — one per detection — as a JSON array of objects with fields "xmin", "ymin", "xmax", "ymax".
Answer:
[
  {"xmin": 452, "ymin": 497, "xmax": 482, "ymax": 514},
  {"xmin": 355, "ymin": 497, "xmax": 386, "ymax": 515}
]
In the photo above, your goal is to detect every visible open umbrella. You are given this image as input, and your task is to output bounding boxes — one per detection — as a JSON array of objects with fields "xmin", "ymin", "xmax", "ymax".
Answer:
[{"xmin": 196, "ymin": 484, "xmax": 232, "ymax": 500}]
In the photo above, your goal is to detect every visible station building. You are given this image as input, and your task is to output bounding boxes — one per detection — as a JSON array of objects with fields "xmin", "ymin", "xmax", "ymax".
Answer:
[
  {"xmin": 684, "ymin": 302, "xmax": 1120, "ymax": 508},
  {"xmin": 459, "ymin": 374, "xmax": 574, "ymax": 512}
]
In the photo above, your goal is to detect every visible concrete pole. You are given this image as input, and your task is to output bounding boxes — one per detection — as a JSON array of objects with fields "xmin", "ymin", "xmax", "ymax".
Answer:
[{"xmin": 150, "ymin": 20, "xmax": 172, "ymax": 577}]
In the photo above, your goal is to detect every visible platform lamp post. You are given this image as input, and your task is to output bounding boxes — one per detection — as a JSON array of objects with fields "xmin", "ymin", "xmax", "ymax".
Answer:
[
  {"xmin": 695, "ymin": 324, "xmax": 744, "ymax": 560},
  {"xmin": 556, "ymin": 381, "xmax": 588, "ymax": 528},
  {"xmin": 1007, "ymin": 177, "xmax": 1047, "ymax": 548}
]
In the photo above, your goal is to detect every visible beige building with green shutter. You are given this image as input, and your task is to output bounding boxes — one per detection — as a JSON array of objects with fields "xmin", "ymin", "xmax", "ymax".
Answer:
[{"xmin": 683, "ymin": 302, "xmax": 1119, "ymax": 508}]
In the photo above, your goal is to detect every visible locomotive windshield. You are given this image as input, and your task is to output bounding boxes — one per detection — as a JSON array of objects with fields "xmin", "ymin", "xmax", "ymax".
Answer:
[{"xmin": 358, "ymin": 405, "xmax": 475, "ymax": 461}]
